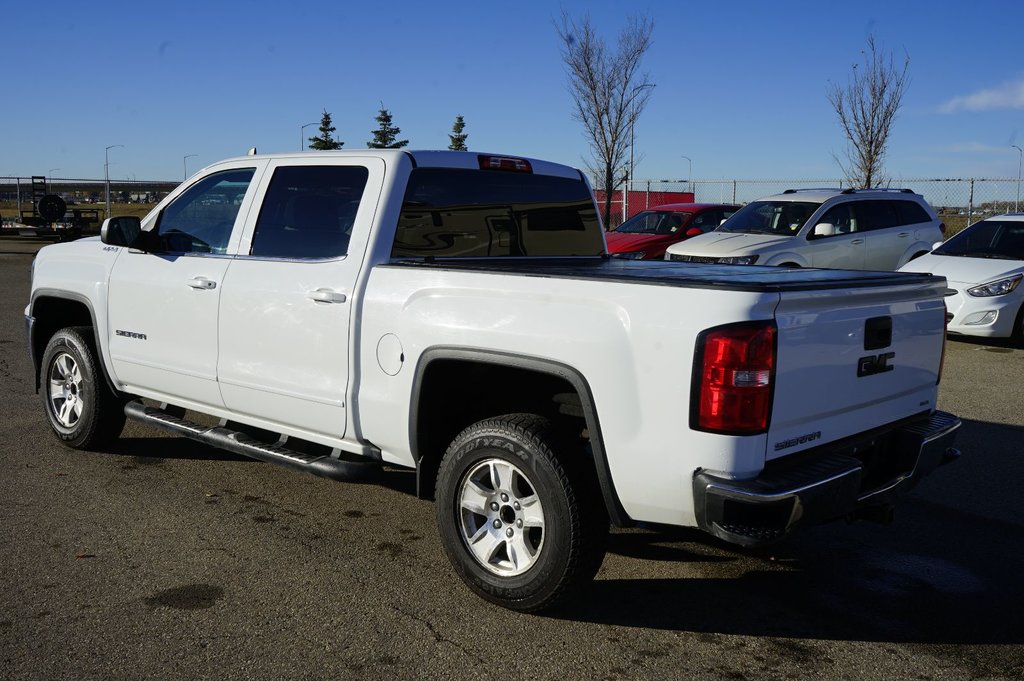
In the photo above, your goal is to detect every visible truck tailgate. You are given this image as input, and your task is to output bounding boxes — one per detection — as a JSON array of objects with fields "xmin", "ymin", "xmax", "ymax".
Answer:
[{"xmin": 767, "ymin": 278, "xmax": 948, "ymax": 460}]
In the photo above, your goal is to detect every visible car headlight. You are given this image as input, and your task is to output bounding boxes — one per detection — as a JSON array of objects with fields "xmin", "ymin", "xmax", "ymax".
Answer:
[
  {"xmin": 717, "ymin": 255, "xmax": 759, "ymax": 265},
  {"xmin": 967, "ymin": 274, "xmax": 1022, "ymax": 297},
  {"xmin": 611, "ymin": 251, "xmax": 646, "ymax": 260}
]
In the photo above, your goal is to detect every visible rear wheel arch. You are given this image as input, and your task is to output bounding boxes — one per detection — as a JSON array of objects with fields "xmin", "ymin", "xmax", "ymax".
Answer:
[{"xmin": 409, "ymin": 347, "xmax": 631, "ymax": 527}]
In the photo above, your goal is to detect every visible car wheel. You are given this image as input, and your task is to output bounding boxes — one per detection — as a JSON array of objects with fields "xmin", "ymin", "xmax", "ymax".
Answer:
[
  {"xmin": 1013, "ymin": 303, "xmax": 1024, "ymax": 347},
  {"xmin": 435, "ymin": 413, "xmax": 607, "ymax": 612},
  {"xmin": 40, "ymin": 327, "xmax": 126, "ymax": 450}
]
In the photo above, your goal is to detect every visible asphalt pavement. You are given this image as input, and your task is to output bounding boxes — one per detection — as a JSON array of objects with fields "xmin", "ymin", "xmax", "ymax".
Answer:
[{"xmin": 2, "ymin": 236, "xmax": 1022, "ymax": 680}]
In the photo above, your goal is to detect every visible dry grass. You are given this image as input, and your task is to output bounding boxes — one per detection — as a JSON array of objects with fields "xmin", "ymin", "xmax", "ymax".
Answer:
[{"xmin": 0, "ymin": 201, "xmax": 157, "ymax": 225}]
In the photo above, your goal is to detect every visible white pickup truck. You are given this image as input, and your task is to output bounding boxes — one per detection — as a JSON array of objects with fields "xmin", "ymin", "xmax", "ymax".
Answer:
[{"xmin": 25, "ymin": 150, "xmax": 960, "ymax": 612}]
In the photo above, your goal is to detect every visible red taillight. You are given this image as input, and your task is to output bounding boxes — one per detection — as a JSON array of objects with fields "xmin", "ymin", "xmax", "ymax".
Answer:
[
  {"xmin": 478, "ymin": 155, "xmax": 533, "ymax": 173},
  {"xmin": 692, "ymin": 321, "xmax": 776, "ymax": 434}
]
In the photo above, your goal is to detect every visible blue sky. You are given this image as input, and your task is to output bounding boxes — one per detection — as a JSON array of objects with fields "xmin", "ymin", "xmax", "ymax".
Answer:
[{"xmin": 5, "ymin": 0, "xmax": 1023, "ymax": 182}]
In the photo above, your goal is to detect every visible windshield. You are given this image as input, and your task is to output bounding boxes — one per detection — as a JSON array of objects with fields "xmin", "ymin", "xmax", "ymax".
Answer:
[
  {"xmin": 613, "ymin": 210, "xmax": 692, "ymax": 235},
  {"xmin": 934, "ymin": 220, "xmax": 1024, "ymax": 260},
  {"xmin": 718, "ymin": 201, "xmax": 819, "ymax": 236}
]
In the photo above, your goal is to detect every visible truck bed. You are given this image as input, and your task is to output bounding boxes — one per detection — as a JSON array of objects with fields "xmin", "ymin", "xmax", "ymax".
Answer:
[{"xmin": 384, "ymin": 257, "xmax": 943, "ymax": 292}]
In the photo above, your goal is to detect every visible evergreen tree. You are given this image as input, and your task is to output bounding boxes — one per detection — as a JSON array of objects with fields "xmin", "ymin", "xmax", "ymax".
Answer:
[
  {"xmin": 367, "ymin": 105, "xmax": 408, "ymax": 149},
  {"xmin": 448, "ymin": 115, "xmax": 468, "ymax": 151},
  {"xmin": 308, "ymin": 109, "xmax": 344, "ymax": 150}
]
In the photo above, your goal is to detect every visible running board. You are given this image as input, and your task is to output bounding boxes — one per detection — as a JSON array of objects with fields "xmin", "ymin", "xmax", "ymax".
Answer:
[{"xmin": 124, "ymin": 401, "xmax": 380, "ymax": 482}]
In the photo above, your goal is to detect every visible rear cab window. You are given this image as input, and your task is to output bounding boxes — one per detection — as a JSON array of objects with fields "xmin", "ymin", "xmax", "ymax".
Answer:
[{"xmin": 392, "ymin": 168, "xmax": 604, "ymax": 258}]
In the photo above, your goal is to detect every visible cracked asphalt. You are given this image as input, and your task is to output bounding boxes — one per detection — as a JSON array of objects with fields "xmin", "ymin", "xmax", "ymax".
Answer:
[{"xmin": 2, "ymin": 237, "xmax": 1023, "ymax": 679}]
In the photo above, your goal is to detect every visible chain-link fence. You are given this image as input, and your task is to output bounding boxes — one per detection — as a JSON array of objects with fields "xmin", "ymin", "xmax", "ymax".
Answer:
[
  {"xmin": 0, "ymin": 176, "xmax": 180, "ymax": 230},
  {"xmin": 4, "ymin": 174, "xmax": 1022, "ymax": 238},
  {"xmin": 616, "ymin": 177, "xmax": 1023, "ymax": 235}
]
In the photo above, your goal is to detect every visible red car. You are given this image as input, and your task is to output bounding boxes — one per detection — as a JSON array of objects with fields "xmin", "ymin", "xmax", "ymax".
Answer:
[{"xmin": 606, "ymin": 203, "xmax": 739, "ymax": 260}]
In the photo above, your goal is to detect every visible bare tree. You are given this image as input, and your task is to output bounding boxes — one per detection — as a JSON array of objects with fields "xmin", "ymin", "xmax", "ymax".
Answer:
[
  {"xmin": 828, "ymin": 35, "xmax": 910, "ymax": 189},
  {"xmin": 557, "ymin": 12, "xmax": 654, "ymax": 228}
]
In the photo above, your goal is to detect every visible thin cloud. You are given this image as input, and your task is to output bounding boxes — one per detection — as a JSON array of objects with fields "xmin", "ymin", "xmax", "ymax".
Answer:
[
  {"xmin": 928, "ymin": 142, "xmax": 1010, "ymax": 153},
  {"xmin": 940, "ymin": 78, "xmax": 1024, "ymax": 113}
]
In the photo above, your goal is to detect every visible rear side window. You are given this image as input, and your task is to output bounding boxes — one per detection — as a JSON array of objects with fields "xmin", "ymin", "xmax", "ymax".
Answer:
[
  {"xmin": 250, "ymin": 165, "xmax": 368, "ymax": 259},
  {"xmin": 893, "ymin": 200, "xmax": 932, "ymax": 226},
  {"xmin": 392, "ymin": 168, "xmax": 603, "ymax": 257}
]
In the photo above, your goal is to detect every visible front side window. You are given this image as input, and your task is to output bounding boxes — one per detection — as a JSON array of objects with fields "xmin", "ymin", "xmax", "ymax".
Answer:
[
  {"xmin": 813, "ymin": 203, "xmax": 857, "ymax": 237},
  {"xmin": 718, "ymin": 201, "xmax": 819, "ymax": 236},
  {"xmin": 614, "ymin": 210, "xmax": 692, "ymax": 235},
  {"xmin": 690, "ymin": 209, "xmax": 733, "ymax": 231},
  {"xmin": 156, "ymin": 168, "xmax": 255, "ymax": 254},
  {"xmin": 393, "ymin": 168, "xmax": 603, "ymax": 257},
  {"xmin": 250, "ymin": 165, "xmax": 369, "ymax": 259}
]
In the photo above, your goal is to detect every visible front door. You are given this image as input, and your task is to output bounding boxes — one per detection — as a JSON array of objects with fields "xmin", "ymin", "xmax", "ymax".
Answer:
[
  {"xmin": 216, "ymin": 159, "xmax": 383, "ymax": 442},
  {"xmin": 806, "ymin": 202, "xmax": 866, "ymax": 269},
  {"xmin": 107, "ymin": 165, "xmax": 261, "ymax": 408}
]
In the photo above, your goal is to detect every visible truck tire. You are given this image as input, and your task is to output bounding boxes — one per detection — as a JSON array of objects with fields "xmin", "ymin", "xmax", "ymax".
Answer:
[
  {"xmin": 40, "ymin": 327, "xmax": 126, "ymax": 450},
  {"xmin": 435, "ymin": 414, "xmax": 607, "ymax": 612}
]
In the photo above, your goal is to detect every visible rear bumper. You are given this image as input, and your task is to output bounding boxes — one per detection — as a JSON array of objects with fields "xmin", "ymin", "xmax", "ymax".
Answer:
[{"xmin": 693, "ymin": 411, "xmax": 961, "ymax": 547}]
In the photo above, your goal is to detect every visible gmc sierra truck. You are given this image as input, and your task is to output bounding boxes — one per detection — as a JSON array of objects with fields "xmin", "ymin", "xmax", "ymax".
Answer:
[{"xmin": 25, "ymin": 150, "xmax": 960, "ymax": 612}]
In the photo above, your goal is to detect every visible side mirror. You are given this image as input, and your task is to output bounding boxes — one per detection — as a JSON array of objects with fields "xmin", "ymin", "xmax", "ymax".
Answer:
[
  {"xmin": 100, "ymin": 216, "xmax": 143, "ymax": 248},
  {"xmin": 812, "ymin": 222, "xmax": 836, "ymax": 238},
  {"xmin": 685, "ymin": 227, "xmax": 703, "ymax": 237},
  {"xmin": 931, "ymin": 241, "xmax": 943, "ymax": 251}
]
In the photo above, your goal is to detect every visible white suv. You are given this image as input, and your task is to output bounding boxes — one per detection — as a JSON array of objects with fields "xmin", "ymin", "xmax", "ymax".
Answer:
[{"xmin": 665, "ymin": 188, "xmax": 944, "ymax": 270}]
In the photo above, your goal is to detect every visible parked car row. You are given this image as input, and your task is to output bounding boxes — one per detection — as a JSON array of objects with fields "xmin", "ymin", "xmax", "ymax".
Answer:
[
  {"xmin": 899, "ymin": 214, "xmax": 1024, "ymax": 342},
  {"xmin": 605, "ymin": 187, "xmax": 1022, "ymax": 342}
]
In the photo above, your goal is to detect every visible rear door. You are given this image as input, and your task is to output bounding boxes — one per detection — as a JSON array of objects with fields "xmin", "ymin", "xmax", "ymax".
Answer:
[
  {"xmin": 859, "ymin": 200, "xmax": 907, "ymax": 270},
  {"xmin": 216, "ymin": 158, "xmax": 384, "ymax": 441},
  {"xmin": 766, "ymin": 277, "xmax": 947, "ymax": 459}
]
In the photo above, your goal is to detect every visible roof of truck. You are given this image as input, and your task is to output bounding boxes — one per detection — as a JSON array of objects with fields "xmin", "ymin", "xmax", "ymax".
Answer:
[{"xmin": 206, "ymin": 149, "xmax": 583, "ymax": 179}]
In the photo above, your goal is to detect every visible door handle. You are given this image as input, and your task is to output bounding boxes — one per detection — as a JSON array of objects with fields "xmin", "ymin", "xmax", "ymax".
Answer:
[
  {"xmin": 308, "ymin": 288, "xmax": 347, "ymax": 304},
  {"xmin": 898, "ymin": 232, "xmax": 910, "ymax": 238},
  {"xmin": 851, "ymin": 239, "xmax": 865, "ymax": 245},
  {"xmin": 187, "ymin": 277, "xmax": 217, "ymax": 290}
]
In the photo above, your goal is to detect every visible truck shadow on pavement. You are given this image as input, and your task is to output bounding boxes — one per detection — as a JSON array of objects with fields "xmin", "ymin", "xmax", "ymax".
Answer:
[
  {"xmin": 105, "ymin": 437, "xmax": 252, "ymax": 463},
  {"xmin": 557, "ymin": 417, "xmax": 1024, "ymax": 645}
]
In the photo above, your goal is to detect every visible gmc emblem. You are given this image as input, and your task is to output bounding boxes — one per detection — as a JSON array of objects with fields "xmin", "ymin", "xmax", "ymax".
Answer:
[{"xmin": 857, "ymin": 352, "xmax": 895, "ymax": 377}]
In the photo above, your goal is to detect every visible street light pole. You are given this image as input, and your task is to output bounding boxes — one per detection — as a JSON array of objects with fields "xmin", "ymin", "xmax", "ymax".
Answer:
[
  {"xmin": 105, "ymin": 144, "xmax": 124, "ymax": 219},
  {"xmin": 183, "ymin": 154, "xmax": 198, "ymax": 181},
  {"xmin": 626, "ymin": 83, "xmax": 655, "ymax": 222},
  {"xmin": 680, "ymin": 156, "xmax": 692, "ymax": 195},
  {"xmin": 47, "ymin": 168, "xmax": 60, "ymax": 193},
  {"xmin": 300, "ymin": 121, "xmax": 317, "ymax": 151},
  {"xmin": 1013, "ymin": 145, "xmax": 1023, "ymax": 213}
]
